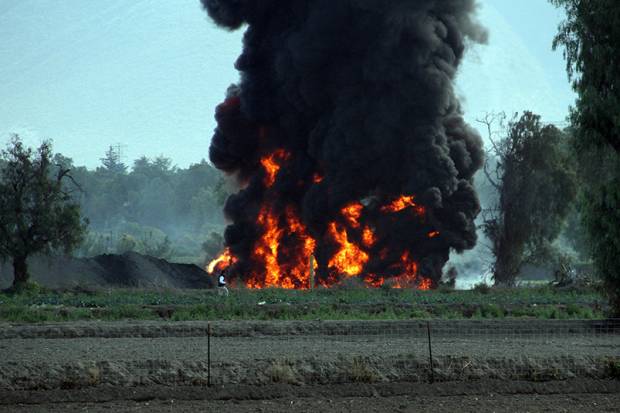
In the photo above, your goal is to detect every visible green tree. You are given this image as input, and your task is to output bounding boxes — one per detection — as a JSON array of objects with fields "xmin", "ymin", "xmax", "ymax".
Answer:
[
  {"xmin": 100, "ymin": 145, "xmax": 127, "ymax": 174},
  {"xmin": 0, "ymin": 136, "xmax": 87, "ymax": 290},
  {"xmin": 116, "ymin": 234, "xmax": 138, "ymax": 254},
  {"xmin": 551, "ymin": 0, "xmax": 620, "ymax": 152},
  {"xmin": 552, "ymin": 0, "xmax": 620, "ymax": 314},
  {"xmin": 480, "ymin": 113, "xmax": 577, "ymax": 286},
  {"xmin": 173, "ymin": 160, "xmax": 221, "ymax": 221},
  {"xmin": 30, "ymin": 149, "xmax": 226, "ymax": 262}
]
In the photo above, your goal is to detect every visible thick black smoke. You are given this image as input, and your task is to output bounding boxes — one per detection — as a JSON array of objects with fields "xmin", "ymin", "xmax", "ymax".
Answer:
[{"xmin": 203, "ymin": 0, "xmax": 487, "ymax": 287}]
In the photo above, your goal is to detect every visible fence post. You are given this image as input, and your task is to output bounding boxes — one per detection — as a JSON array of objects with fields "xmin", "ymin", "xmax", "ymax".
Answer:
[
  {"xmin": 426, "ymin": 321, "xmax": 434, "ymax": 383},
  {"xmin": 207, "ymin": 322, "xmax": 211, "ymax": 387},
  {"xmin": 309, "ymin": 255, "xmax": 315, "ymax": 290}
]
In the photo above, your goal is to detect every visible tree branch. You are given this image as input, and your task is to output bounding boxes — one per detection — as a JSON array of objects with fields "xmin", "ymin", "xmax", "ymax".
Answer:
[{"xmin": 57, "ymin": 166, "xmax": 84, "ymax": 193}]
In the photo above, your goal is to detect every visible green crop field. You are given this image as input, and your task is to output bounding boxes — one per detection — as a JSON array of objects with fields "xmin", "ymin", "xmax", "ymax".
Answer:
[{"xmin": 0, "ymin": 284, "xmax": 607, "ymax": 323}]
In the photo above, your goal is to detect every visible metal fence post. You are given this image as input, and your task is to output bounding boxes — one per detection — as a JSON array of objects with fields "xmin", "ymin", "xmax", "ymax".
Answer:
[
  {"xmin": 427, "ymin": 321, "xmax": 434, "ymax": 383},
  {"xmin": 208, "ymin": 322, "xmax": 212, "ymax": 387}
]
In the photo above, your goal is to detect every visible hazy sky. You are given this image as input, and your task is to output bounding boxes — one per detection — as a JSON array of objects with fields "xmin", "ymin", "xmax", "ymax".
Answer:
[{"xmin": 0, "ymin": 0, "xmax": 575, "ymax": 168}]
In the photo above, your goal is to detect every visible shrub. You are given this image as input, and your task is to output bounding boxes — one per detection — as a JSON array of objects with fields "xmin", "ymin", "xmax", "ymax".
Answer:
[
  {"xmin": 472, "ymin": 282, "xmax": 491, "ymax": 294},
  {"xmin": 347, "ymin": 357, "xmax": 379, "ymax": 383}
]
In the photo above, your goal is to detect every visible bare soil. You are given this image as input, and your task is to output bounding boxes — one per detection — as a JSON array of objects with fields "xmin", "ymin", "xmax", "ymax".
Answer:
[
  {"xmin": 4, "ymin": 393, "xmax": 618, "ymax": 413},
  {"xmin": 1, "ymin": 381, "xmax": 619, "ymax": 412},
  {"xmin": 0, "ymin": 320, "xmax": 618, "ymax": 410}
]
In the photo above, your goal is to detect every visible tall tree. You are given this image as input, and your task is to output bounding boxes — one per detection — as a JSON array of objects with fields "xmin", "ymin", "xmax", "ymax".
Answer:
[
  {"xmin": 552, "ymin": 0, "xmax": 620, "ymax": 314},
  {"xmin": 480, "ymin": 112, "xmax": 577, "ymax": 286},
  {"xmin": 551, "ymin": 0, "xmax": 620, "ymax": 152},
  {"xmin": 0, "ymin": 136, "xmax": 87, "ymax": 290},
  {"xmin": 100, "ymin": 145, "xmax": 127, "ymax": 174}
]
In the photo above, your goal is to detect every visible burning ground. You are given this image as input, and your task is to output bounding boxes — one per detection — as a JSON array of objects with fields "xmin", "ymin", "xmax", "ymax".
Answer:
[{"xmin": 204, "ymin": 0, "xmax": 487, "ymax": 289}]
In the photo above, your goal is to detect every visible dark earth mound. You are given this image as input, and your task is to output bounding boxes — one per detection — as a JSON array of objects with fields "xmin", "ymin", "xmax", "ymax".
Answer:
[{"xmin": 0, "ymin": 252, "xmax": 212, "ymax": 290}]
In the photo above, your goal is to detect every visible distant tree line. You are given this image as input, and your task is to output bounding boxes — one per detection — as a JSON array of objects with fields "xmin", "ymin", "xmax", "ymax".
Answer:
[
  {"xmin": 0, "ymin": 137, "xmax": 230, "ymax": 289},
  {"xmin": 50, "ymin": 145, "xmax": 228, "ymax": 262}
]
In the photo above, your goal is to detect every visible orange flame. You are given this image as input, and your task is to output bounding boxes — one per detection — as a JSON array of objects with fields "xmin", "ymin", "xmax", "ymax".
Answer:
[
  {"xmin": 390, "ymin": 251, "xmax": 418, "ymax": 288},
  {"xmin": 381, "ymin": 195, "xmax": 425, "ymax": 215},
  {"xmin": 362, "ymin": 226, "xmax": 377, "ymax": 247},
  {"xmin": 247, "ymin": 205, "xmax": 316, "ymax": 289},
  {"xmin": 364, "ymin": 275, "xmax": 384, "ymax": 287},
  {"xmin": 284, "ymin": 206, "xmax": 317, "ymax": 289},
  {"xmin": 313, "ymin": 173, "xmax": 323, "ymax": 184},
  {"xmin": 251, "ymin": 206, "xmax": 284, "ymax": 287},
  {"xmin": 418, "ymin": 278, "xmax": 432, "ymax": 290},
  {"xmin": 215, "ymin": 184, "xmax": 436, "ymax": 290},
  {"xmin": 260, "ymin": 149, "xmax": 290, "ymax": 187},
  {"xmin": 206, "ymin": 247, "xmax": 237, "ymax": 274},
  {"xmin": 341, "ymin": 202, "xmax": 363, "ymax": 228},
  {"xmin": 327, "ymin": 222, "xmax": 368, "ymax": 276},
  {"xmin": 388, "ymin": 251, "xmax": 431, "ymax": 289}
]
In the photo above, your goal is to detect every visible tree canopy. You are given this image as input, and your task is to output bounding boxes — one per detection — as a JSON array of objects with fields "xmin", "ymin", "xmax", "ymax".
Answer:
[
  {"xmin": 0, "ymin": 136, "xmax": 87, "ymax": 289},
  {"xmin": 480, "ymin": 112, "xmax": 577, "ymax": 286},
  {"xmin": 55, "ymin": 149, "xmax": 230, "ymax": 263},
  {"xmin": 552, "ymin": 0, "xmax": 620, "ymax": 314},
  {"xmin": 551, "ymin": 0, "xmax": 620, "ymax": 152}
]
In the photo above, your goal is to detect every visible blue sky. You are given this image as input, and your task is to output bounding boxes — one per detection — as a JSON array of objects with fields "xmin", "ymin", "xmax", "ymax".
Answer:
[
  {"xmin": 0, "ymin": 0, "xmax": 575, "ymax": 168},
  {"xmin": 491, "ymin": 0, "xmax": 572, "ymax": 105}
]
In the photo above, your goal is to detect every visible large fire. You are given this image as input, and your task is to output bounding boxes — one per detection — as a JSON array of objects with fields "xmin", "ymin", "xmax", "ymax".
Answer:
[
  {"xmin": 206, "ymin": 148, "xmax": 435, "ymax": 290},
  {"xmin": 341, "ymin": 202, "xmax": 363, "ymax": 228},
  {"xmin": 207, "ymin": 247, "xmax": 237, "ymax": 274},
  {"xmin": 362, "ymin": 226, "xmax": 376, "ymax": 247},
  {"xmin": 261, "ymin": 149, "xmax": 290, "ymax": 187},
  {"xmin": 327, "ymin": 222, "xmax": 368, "ymax": 276},
  {"xmin": 252, "ymin": 205, "xmax": 286, "ymax": 288},
  {"xmin": 381, "ymin": 195, "xmax": 426, "ymax": 216}
]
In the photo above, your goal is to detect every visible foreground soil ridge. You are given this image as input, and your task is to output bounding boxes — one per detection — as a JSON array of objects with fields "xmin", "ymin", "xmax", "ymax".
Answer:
[
  {"xmin": 0, "ymin": 354, "xmax": 616, "ymax": 391},
  {"xmin": 1, "ymin": 319, "xmax": 618, "ymax": 339},
  {"xmin": 0, "ymin": 319, "xmax": 617, "ymax": 391},
  {"xmin": 1, "ymin": 380, "xmax": 620, "ymax": 410}
]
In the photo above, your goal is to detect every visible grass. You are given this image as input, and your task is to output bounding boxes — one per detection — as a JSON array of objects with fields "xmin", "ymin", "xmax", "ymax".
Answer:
[
  {"xmin": 347, "ymin": 357, "xmax": 379, "ymax": 383},
  {"xmin": 607, "ymin": 358, "xmax": 620, "ymax": 379},
  {"xmin": 0, "ymin": 285, "xmax": 607, "ymax": 323},
  {"xmin": 267, "ymin": 360, "xmax": 298, "ymax": 384}
]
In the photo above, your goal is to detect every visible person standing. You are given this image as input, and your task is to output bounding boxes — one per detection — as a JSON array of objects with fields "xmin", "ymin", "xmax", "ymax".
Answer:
[{"xmin": 217, "ymin": 269, "xmax": 229, "ymax": 297}]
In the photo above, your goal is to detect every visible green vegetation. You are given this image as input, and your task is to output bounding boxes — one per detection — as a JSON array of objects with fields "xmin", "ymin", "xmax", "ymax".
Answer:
[
  {"xmin": 0, "ymin": 137, "xmax": 87, "ymax": 290},
  {"xmin": 608, "ymin": 359, "xmax": 620, "ymax": 380},
  {"xmin": 55, "ymin": 145, "xmax": 229, "ymax": 264},
  {"xmin": 267, "ymin": 360, "xmax": 298, "ymax": 384},
  {"xmin": 479, "ymin": 112, "xmax": 577, "ymax": 286},
  {"xmin": 0, "ymin": 286, "xmax": 605, "ymax": 323},
  {"xmin": 551, "ymin": 0, "xmax": 620, "ymax": 315},
  {"xmin": 347, "ymin": 357, "xmax": 379, "ymax": 383}
]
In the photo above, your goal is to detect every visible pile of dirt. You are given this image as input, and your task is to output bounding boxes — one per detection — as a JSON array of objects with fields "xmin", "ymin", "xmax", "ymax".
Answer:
[{"xmin": 0, "ymin": 252, "xmax": 212, "ymax": 290}]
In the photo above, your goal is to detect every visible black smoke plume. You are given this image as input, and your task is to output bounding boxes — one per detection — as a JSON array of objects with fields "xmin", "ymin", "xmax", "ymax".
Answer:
[{"xmin": 203, "ymin": 0, "xmax": 487, "ymax": 288}]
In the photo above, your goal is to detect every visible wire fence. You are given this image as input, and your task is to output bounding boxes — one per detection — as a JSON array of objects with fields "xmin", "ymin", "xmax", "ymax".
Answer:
[
  {"xmin": 0, "ymin": 319, "xmax": 618, "ymax": 390},
  {"xmin": 203, "ymin": 319, "xmax": 620, "ymax": 385}
]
